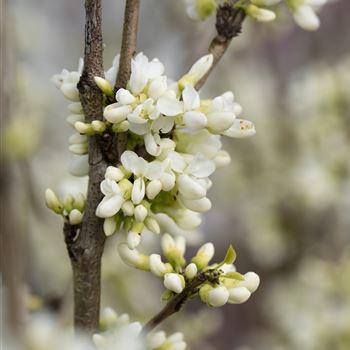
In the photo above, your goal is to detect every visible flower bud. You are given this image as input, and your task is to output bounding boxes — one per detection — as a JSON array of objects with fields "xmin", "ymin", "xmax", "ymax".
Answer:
[
  {"xmin": 118, "ymin": 243, "xmax": 150, "ymax": 270},
  {"xmin": 187, "ymin": 54, "xmax": 213, "ymax": 84},
  {"xmin": 68, "ymin": 143, "xmax": 88, "ymax": 155},
  {"xmin": 68, "ymin": 133, "xmax": 87, "ymax": 145},
  {"xmin": 180, "ymin": 196, "xmax": 211, "ymax": 213},
  {"xmin": 74, "ymin": 121, "xmax": 94, "ymax": 135},
  {"xmin": 66, "ymin": 114, "xmax": 84, "ymax": 127},
  {"xmin": 148, "ymin": 77, "xmax": 167, "ymax": 100},
  {"xmin": 69, "ymin": 209, "xmax": 83, "ymax": 225},
  {"xmin": 73, "ymin": 192, "xmax": 86, "ymax": 212},
  {"xmin": 252, "ymin": 0, "xmax": 281, "ymax": 5},
  {"xmin": 183, "ymin": 111, "xmax": 207, "ymax": 131},
  {"xmin": 94, "ymin": 76, "xmax": 113, "ymax": 96},
  {"xmin": 214, "ymin": 150, "xmax": 231, "ymax": 168},
  {"xmin": 45, "ymin": 189, "xmax": 64, "ymax": 214},
  {"xmin": 118, "ymin": 178, "xmax": 133, "ymax": 200},
  {"xmin": 103, "ymin": 217, "xmax": 117, "ymax": 236},
  {"xmin": 101, "ymin": 307, "xmax": 118, "ymax": 329},
  {"xmin": 61, "ymin": 83, "xmax": 80, "ymax": 101},
  {"xmin": 69, "ymin": 155, "xmax": 89, "ymax": 177},
  {"xmin": 206, "ymin": 286, "xmax": 229, "ymax": 307},
  {"xmin": 176, "ymin": 210, "xmax": 202, "ymax": 230},
  {"xmin": 122, "ymin": 200, "xmax": 135, "ymax": 216},
  {"xmin": 105, "ymin": 166, "xmax": 125, "ymax": 182},
  {"xmin": 238, "ymin": 272, "xmax": 260, "ymax": 293},
  {"xmin": 227, "ymin": 286, "xmax": 251, "ymax": 304},
  {"xmin": 177, "ymin": 174, "xmax": 206, "ymax": 200},
  {"xmin": 91, "ymin": 120, "xmax": 106, "ymax": 133},
  {"xmin": 147, "ymin": 331, "xmax": 167, "ymax": 349},
  {"xmin": 63, "ymin": 194, "xmax": 74, "ymax": 212},
  {"xmin": 246, "ymin": 4, "xmax": 276, "ymax": 22},
  {"xmin": 191, "ymin": 242, "xmax": 214, "ymax": 269},
  {"xmin": 131, "ymin": 177, "xmax": 146, "ymax": 204},
  {"xmin": 164, "ymin": 273, "xmax": 185, "ymax": 294},
  {"xmin": 149, "ymin": 254, "xmax": 173, "ymax": 277},
  {"xmin": 104, "ymin": 103, "xmax": 132, "ymax": 123},
  {"xmin": 222, "ymin": 119, "xmax": 256, "ymax": 138},
  {"xmin": 116, "ymin": 88, "xmax": 136, "ymax": 105},
  {"xmin": 127, "ymin": 230, "xmax": 141, "ymax": 249},
  {"xmin": 68, "ymin": 102, "xmax": 83, "ymax": 114},
  {"xmin": 112, "ymin": 120, "xmax": 130, "ymax": 133},
  {"xmin": 134, "ymin": 204, "xmax": 148, "ymax": 222},
  {"xmin": 146, "ymin": 179, "xmax": 162, "ymax": 200},
  {"xmin": 184, "ymin": 263, "xmax": 198, "ymax": 280},
  {"xmin": 293, "ymin": 4, "xmax": 320, "ymax": 31},
  {"xmin": 145, "ymin": 217, "xmax": 160, "ymax": 234},
  {"xmin": 207, "ymin": 111, "xmax": 235, "ymax": 133}
]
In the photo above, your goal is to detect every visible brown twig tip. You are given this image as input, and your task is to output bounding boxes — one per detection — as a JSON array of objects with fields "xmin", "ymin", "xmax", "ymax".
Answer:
[{"xmin": 216, "ymin": 4, "xmax": 246, "ymax": 40}]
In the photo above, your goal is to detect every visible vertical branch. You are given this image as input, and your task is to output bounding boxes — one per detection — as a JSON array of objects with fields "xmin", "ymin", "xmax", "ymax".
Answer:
[
  {"xmin": 114, "ymin": 0, "xmax": 140, "ymax": 91},
  {"xmin": 69, "ymin": 0, "xmax": 106, "ymax": 334}
]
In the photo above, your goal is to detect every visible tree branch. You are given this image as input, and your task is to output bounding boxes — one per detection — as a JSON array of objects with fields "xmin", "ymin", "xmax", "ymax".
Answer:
[
  {"xmin": 106, "ymin": 0, "xmax": 141, "ymax": 165},
  {"xmin": 68, "ymin": 0, "xmax": 107, "ymax": 334},
  {"xmin": 195, "ymin": 2, "xmax": 246, "ymax": 90}
]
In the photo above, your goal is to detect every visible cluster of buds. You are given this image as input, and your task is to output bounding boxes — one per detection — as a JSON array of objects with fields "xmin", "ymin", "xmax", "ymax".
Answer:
[
  {"xmin": 184, "ymin": 0, "xmax": 330, "ymax": 30},
  {"xmin": 91, "ymin": 52, "xmax": 254, "ymax": 249},
  {"xmin": 118, "ymin": 235, "xmax": 259, "ymax": 307},
  {"xmin": 45, "ymin": 189, "xmax": 85, "ymax": 225},
  {"xmin": 94, "ymin": 308, "xmax": 187, "ymax": 350}
]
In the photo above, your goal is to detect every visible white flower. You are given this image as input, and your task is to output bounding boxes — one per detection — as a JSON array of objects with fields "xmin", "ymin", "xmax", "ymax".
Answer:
[
  {"xmin": 184, "ymin": 263, "xmax": 198, "ymax": 279},
  {"xmin": 149, "ymin": 254, "xmax": 172, "ymax": 277},
  {"xmin": 187, "ymin": 54, "xmax": 214, "ymax": 82},
  {"xmin": 118, "ymin": 243, "xmax": 149, "ymax": 270},
  {"xmin": 147, "ymin": 331, "xmax": 167, "ymax": 349},
  {"xmin": 129, "ymin": 53, "xmax": 164, "ymax": 95},
  {"xmin": 164, "ymin": 273, "xmax": 185, "ymax": 293},
  {"xmin": 96, "ymin": 179, "xmax": 124, "ymax": 218},
  {"xmin": 293, "ymin": 4, "xmax": 320, "ymax": 30},
  {"xmin": 222, "ymin": 119, "xmax": 256, "ymax": 138}
]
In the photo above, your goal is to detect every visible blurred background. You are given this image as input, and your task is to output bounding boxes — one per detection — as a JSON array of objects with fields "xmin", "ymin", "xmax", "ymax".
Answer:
[{"xmin": 1, "ymin": 0, "xmax": 350, "ymax": 349}]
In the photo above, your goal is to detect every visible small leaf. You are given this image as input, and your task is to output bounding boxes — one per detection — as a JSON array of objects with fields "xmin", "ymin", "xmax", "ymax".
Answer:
[
  {"xmin": 223, "ymin": 271, "xmax": 245, "ymax": 281},
  {"xmin": 161, "ymin": 289, "xmax": 173, "ymax": 301},
  {"xmin": 223, "ymin": 245, "xmax": 236, "ymax": 265}
]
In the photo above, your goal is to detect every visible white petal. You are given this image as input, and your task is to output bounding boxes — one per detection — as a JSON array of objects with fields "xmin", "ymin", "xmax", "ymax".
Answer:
[
  {"xmin": 144, "ymin": 133, "xmax": 160, "ymax": 156},
  {"xmin": 188, "ymin": 54, "xmax": 213, "ymax": 82},
  {"xmin": 207, "ymin": 111, "xmax": 235, "ymax": 132},
  {"xmin": 177, "ymin": 174, "xmax": 206, "ymax": 200},
  {"xmin": 228, "ymin": 287, "xmax": 251, "ymax": 304},
  {"xmin": 116, "ymin": 88, "xmax": 136, "ymax": 105},
  {"xmin": 182, "ymin": 85, "xmax": 200, "ymax": 111},
  {"xmin": 180, "ymin": 196, "xmax": 212, "ymax": 212},
  {"xmin": 121, "ymin": 151, "xmax": 147, "ymax": 175},
  {"xmin": 127, "ymin": 231, "xmax": 141, "ymax": 249},
  {"xmin": 144, "ymin": 160, "xmax": 166, "ymax": 180},
  {"xmin": 146, "ymin": 179, "xmax": 162, "ymax": 199},
  {"xmin": 103, "ymin": 217, "xmax": 117, "ymax": 236},
  {"xmin": 187, "ymin": 156, "xmax": 216, "ymax": 178},
  {"xmin": 183, "ymin": 111, "xmax": 207, "ymax": 131},
  {"xmin": 157, "ymin": 96, "xmax": 183, "ymax": 116},
  {"xmin": 96, "ymin": 194, "xmax": 123, "ymax": 218},
  {"xmin": 131, "ymin": 177, "xmax": 146, "ymax": 204},
  {"xmin": 294, "ymin": 5, "xmax": 320, "ymax": 31},
  {"xmin": 69, "ymin": 155, "xmax": 89, "ymax": 177},
  {"xmin": 207, "ymin": 286, "xmax": 229, "ymax": 307},
  {"xmin": 222, "ymin": 119, "xmax": 256, "ymax": 138},
  {"xmin": 104, "ymin": 104, "xmax": 132, "ymax": 123}
]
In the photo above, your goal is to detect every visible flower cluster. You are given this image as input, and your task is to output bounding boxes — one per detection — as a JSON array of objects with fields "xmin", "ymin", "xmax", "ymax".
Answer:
[
  {"xmin": 45, "ymin": 189, "xmax": 86, "ymax": 225},
  {"xmin": 184, "ymin": 0, "xmax": 330, "ymax": 31},
  {"xmin": 92, "ymin": 53, "xmax": 254, "ymax": 248},
  {"xmin": 94, "ymin": 308, "xmax": 187, "ymax": 350},
  {"xmin": 118, "ymin": 236, "xmax": 259, "ymax": 307}
]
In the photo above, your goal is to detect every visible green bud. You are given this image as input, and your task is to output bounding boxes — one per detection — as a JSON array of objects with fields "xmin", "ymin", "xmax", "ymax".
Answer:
[
  {"xmin": 63, "ymin": 194, "xmax": 74, "ymax": 212},
  {"xmin": 91, "ymin": 120, "xmax": 107, "ymax": 133},
  {"xmin": 119, "ymin": 178, "xmax": 133, "ymax": 199},
  {"xmin": 73, "ymin": 192, "xmax": 86, "ymax": 212},
  {"xmin": 45, "ymin": 189, "xmax": 64, "ymax": 215},
  {"xmin": 94, "ymin": 76, "xmax": 113, "ymax": 96}
]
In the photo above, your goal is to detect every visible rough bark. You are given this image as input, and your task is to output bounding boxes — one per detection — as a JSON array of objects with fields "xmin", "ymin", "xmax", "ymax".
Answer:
[{"xmin": 67, "ymin": 0, "xmax": 106, "ymax": 334}]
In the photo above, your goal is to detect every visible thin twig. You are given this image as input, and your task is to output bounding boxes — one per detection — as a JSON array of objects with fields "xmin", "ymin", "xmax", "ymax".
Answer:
[{"xmin": 195, "ymin": 2, "xmax": 246, "ymax": 90}]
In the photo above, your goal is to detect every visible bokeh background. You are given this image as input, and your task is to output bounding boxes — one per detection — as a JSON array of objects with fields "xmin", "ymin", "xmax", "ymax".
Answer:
[{"xmin": 2, "ymin": 0, "xmax": 350, "ymax": 349}]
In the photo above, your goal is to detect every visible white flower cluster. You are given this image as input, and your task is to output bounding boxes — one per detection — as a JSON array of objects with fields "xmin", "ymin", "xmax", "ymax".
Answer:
[
  {"xmin": 45, "ymin": 189, "xmax": 86, "ymax": 225},
  {"xmin": 51, "ymin": 55, "xmax": 120, "ymax": 177},
  {"xmin": 184, "ymin": 0, "xmax": 330, "ymax": 31},
  {"xmin": 118, "ymin": 236, "xmax": 260, "ymax": 307},
  {"xmin": 93, "ymin": 52, "xmax": 254, "ymax": 247},
  {"xmin": 94, "ymin": 308, "xmax": 186, "ymax": 350}
]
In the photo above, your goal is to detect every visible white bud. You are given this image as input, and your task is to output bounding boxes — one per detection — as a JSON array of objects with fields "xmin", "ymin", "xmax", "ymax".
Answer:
[
  {"xmin": 61, "ymin": 83, "xmax": 80, "ymax": 101},
  {"xmin": 104, "ymin": 103, "xmax": 132, "ymax": 123},
  {"xmin": 69, "ymin": 154, "xmax": 89, "ymax": 177},
  {"xmin": 91, "ymin": 120, "xmax": 106, "ymax": 133},
  {"xmin": 294, "ymin": 4, "xmax": 320, "ymax": 31},
  {"xmin": 68, "ymin": 143, "xmax": 88, "ymax": 155},
  {"xmin": 214, "ymin": 150, "xmax": 231, "ymax": 168},
  {"xmin": 164, "ymin": 273, "xmax": 185, "ymax": 294},
  {"xmin": 105, "ymin": 166, "xmax": 124, "ymax": 182},
  {"xmin": 176, "ymin": 210, "xmax": 202, "ymax": 230},
  {"xmin": 134, "ymin": 204, "xmax": 148, "ymax": 222},
  {"xmin": 66, "ymin": 114, "xmax": 84, "ymax": 127},
  {"xmin": 68, "ymin": 133, "xmax": 87, "ymax": 145},
  {"xmin": 94, "ymin": 76, "xmax": 113, "ymax": 96},
  {"xmin": 131, "ymin": 178, "xmax": 146, "ymax": 205},
  {"xmin": 122, "ymin": 200, "xmax": 134, "ymax": 216},
  {"xmin": 180, "ymin": 196, "xmax": 212, "ymax": 213},
  {"xmin": 74, "ymin": 121, "xmax": 93, "ymax": 135},
  {"xmin": 68, "ymin": 102, "xmax": 83, "ymax": 114},
  {"xmin": 160, "ymin": 173, "xmax": 176, "ymax": 191},
  {"xmin": 101, "ymin": 307, "xmax": 118, "ymax": 328},
  {"xmin": 146, "ymin": 179, "xmax": 162, "ymax": 200},
  {"xmin": 238, "ymin": 272, "xmax": 260, "ymax": 293},
  {"xmin": 207, "ymin": 111, "xmax": 235, "ymax": 133},
  {"xmin": 103, "ymin": 217, "xmax": 117, "ymax": 236},
  {"xmin": 227, "ymin": 286, "xmax": 251, "ymax": 304},
  {"xmin": 112, "ymin": 120, "xmax": 130, "ymax": 133},
  {"xmin": 222, "ymin": 119, "xmax": 256, "ymax": 138},
  {"xmin": 177, "ymin": 174, "xmax": 206, "ymax": 200},
  {"xmin": 149, "ymin": 254, "xmax": 172, "ymax": 277},
  {"xmin": 147, "ymin": 331, "xmax": 167, "ymax": 349},
  {"xmin": 45, "ymin": 189, "xmax": 63, "ymax": 214},
  {"xmin": 246, "ymin": 5, "xmax": 276, "ymax": 22},
  {"xmin": 145, "ymin": 217, "xmax": 160, "ymax": 234},
  {"xmin": 183, "ymin": 111, "xmax": 207, "ymax": 131},
  {"xmin": 188, "ymin": 54, "xmax": 214, "ymax": 83},
  {"xmin": 118, "ymin": 243, "xmax": 149, "ymax": 270},
  {"xmin": 207, "ymin": 286, "xmax": 229, "ymax": 307},
  {"xmin": 116, "ymin": 88, "xmax": 136, "ymax": 105},
  {"xmin": 127, "ymin": 230, "xmax": 141, "ymax": 249},
  {"xmin": 192, "ymin": 242, "xmax": 215, "ymax": 269},
  {"xmin": 92, "ymin": 334, "xmax": 106, "ymax": 347},
  {"xmin": 69, "ymin": 209, "xmax": 83, "ymax": 225},
  {"xmin": 184, "ymin": 263, "xmax": 197, "ymax": 280}
]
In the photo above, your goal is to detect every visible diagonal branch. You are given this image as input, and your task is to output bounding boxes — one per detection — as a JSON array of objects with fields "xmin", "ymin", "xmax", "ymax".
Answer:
[{"xmin": 195, "ymin": 2, "xmax": 246, "ymax": 90}]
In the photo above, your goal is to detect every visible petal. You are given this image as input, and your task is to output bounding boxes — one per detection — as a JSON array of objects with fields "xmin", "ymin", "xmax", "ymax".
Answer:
[
  {"xmin": 121, "ymin": 151, "xmax": 147, "ymax": 175},
  {"xmin": 144, "ymin": 133, "xmax": 160, "ymax": 156},
  {"xmin": 128, "ymin": 122, "xmax": 151, "ymax": 135},
  {"xmin": 168, "ymin": 151, "xmax": 186, "ymax": 173},
  {"xmin": 183, "ymin": 111, "xmax": 207, "ymax": 131},
  {"xmin": 104, "ymin": 103, "xmax": 132, "ymax": 123},
  {"xmin": 222, "ymin": 119, "xmax": 256, "ymax": 138},
  {"xmin": 145, "ymin": 59, "xmax": 164, "ymax": 79},
  {"xmin": 207, "ymin": 111, "xmax": 235, "ymax": 133},
  {"xmin": 182, "ymin": 85, "xmax": 200, "ymax": 111},
  {"xmin": 186, "ymin": 155, "xmax": 216, "ymax": 178},
  {"xmin": 144, "ymin": 160, "xmax": 166, "ymax": 180},
  {"xmin": 131, "ymin": 178, "xmax": 146, "ymax": 204},
  {"xmin": 96, "ymin": 194, "xmax": 123, "ymax": 218},
  {"xmin": 180, "ymin": 196, "xmax": 212, "ymax": 213},
  {"xmin": 116, "ymin": 88, "xmax": 136, "ymax": 105},
  {"xmin": 157, "ymin": 96, "xmax": 183, "ymax": 116},
  {"xmin": 177, "ymin": 174, "xmax": 206, "ymax": 200}
]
